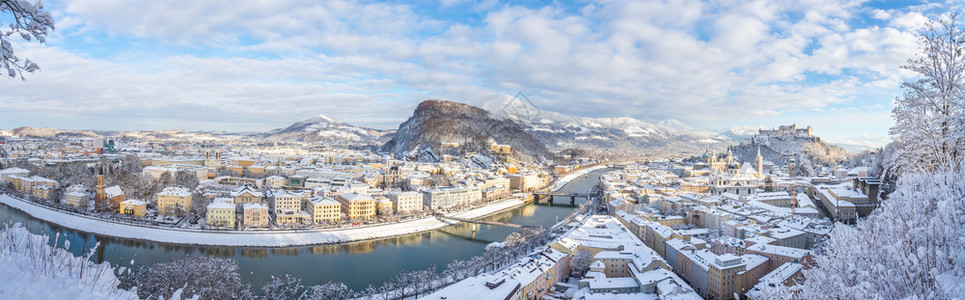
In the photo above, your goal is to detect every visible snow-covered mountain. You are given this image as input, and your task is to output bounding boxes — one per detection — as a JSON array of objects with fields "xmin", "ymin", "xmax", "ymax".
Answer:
[
  {"xmin": 474, "ymin": 94, "xmax": 729, "ymax": 155},
  {"xmin": 382, "ymin": 100, "xmax": 550, "ymax": 163},
  {"xmin": 263, "ymin": 114, "xmax": 393, "ymax": 145},
  {"xmin": 719, "ymin": 125, "xmax": 768, "ymax": 142}
]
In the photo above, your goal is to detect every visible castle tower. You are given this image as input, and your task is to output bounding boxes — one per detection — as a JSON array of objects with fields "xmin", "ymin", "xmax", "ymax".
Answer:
[{"xmin": 755, "ymin": 145, "xmax": 764, "ymax": 179}]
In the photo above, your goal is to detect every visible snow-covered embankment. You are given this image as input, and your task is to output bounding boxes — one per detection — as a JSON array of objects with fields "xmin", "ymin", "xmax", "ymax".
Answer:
[{"xmin": 0, "ymin": 194, "xmax": 523, "ymax": 247}]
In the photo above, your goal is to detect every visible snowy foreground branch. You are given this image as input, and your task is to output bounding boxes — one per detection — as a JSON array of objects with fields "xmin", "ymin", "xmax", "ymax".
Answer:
[
  {"xmin": 0, "ymin": 223, "xmax": 138, "ymax": 299},
  {"xmin": 0, "ymin": 0, "xmax": 54, "ymax": 79},
  {"xmin": 759, "ymin": 167, "xmax": 965, "ymax": 299}
]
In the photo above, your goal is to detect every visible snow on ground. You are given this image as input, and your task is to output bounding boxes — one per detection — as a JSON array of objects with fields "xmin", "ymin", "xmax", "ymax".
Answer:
[
  {"xmin": 0, "ymin": 194, "xmax": 523, "ymax": 247},
  {"xmin": 554, "ymin": 165, "xmax": 607, "ymax": 191},
  {"xmin": 0, "ymin": 224, "xmax": 138, "ymax": 299}
]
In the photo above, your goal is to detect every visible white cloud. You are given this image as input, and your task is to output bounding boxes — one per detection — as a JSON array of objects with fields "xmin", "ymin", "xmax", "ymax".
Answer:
[{"xmin": 0, "ymin": 0, "xmax": 951, "ymax": 145}]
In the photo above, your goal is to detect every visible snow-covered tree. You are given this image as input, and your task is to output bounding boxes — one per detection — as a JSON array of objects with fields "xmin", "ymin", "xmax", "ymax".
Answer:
[
  {"xmin": 392, "ymin": 269, "xmax": 414, "ymax": 299},
  {"xmin": 571, "ymin": 249, "xmax": 593, "ymax": 276},
  {"xmin": 891, "ymin": 15, "xmax": 965, "ymax": 174},
  {"xmin": 761, "ymin": 167, "xmax": 965, "ymax": 299},
  {"xmin": 131, "ymin": 256, "xmax": 251, "ymax": 299},
  {"xmin": 0, "ymin": 0, "xmax": 53, "ymax": 79},
  {"xmin": 159, "ymin": 171, "xmax": 174, "ymax": 186},
  {"xmin": 262, "ymin": 274, "xmax": 304, "ymax": 300},
  {"xmin": 175, "ymin": 170, "xmax": 200, "ymax": 189},
  {"xmin": 190, "ymin": 191, "xmax": 210, "ymax": 219},
  {"xmin": 302, "ymin": 282, "xmax": 352, "ymax": 300}
]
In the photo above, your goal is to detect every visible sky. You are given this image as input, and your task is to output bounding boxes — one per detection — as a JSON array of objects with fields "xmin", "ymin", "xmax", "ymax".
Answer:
[{"xmin": 0, "ymin": 0, "xmax": 960, "ymax": 150}]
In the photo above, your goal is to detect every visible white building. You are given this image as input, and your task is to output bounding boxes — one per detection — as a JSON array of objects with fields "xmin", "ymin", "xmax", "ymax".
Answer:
[
  {"xmin": 0, "ymin": 167, "xmax": 29, "ymax": 183},
  {"xmin": 143, "ymin": 164, "xmax": 208, "ymax": 181},
  {"xmin": 422, "ymin": 186, "xmax": 482, "ymax": 210},
  {"xmin": 385, "ymin": 191, "xmax": 423, "ymax": 213}
]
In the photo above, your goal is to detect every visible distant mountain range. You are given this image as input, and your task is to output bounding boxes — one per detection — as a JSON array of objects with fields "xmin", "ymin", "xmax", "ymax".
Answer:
[
  {"xmin": 3, "ymin": 95, "xmax": 873, "ymax": 160},
  {"xmin": 473, "ymin": 94, "xmax": 729, "ymax": 156},
  {"xmin": 1, "ymin": 127, "xmax": 100, "ymax": 138},
  {"xmin": 260, "ymin": 114, "xmax": 393, "ymax": 145}
]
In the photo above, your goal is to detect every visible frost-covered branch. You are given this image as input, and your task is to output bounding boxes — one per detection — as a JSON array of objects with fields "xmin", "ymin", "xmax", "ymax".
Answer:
[{"xmin": 0, "ymin": 0, "xmax": 54, "ymax": 80}]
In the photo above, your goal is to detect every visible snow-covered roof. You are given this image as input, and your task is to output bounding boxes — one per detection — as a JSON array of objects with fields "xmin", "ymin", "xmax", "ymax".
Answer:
[
  {"xmin": 309, "ymin": 196, "xmax": 340, "ymax": 206},
  {"xmin": 231, "ymin": 185, "xmax": 263, "ymax": 197},
  {"xmin": 105, "ymin": 186, "xmax": 124, "ymax": 198},
  {"xmin": 338, "ymin": 192, "xmax": 373, "ymax": 202},
  {"xmin": 158, "ymin": 187, "xmax": 192, "ymax": 197},
  {"xmin": 420, "ymin": 273, "xmax": 520, "ymax": 300},
  {"xmin": 207, "ymin": 201, "xmax": 235, "ymax": 210},
  {"xmin": 746, "ymin": 243, "xmax": 810, "ymax": 259},
  {"xmin": 0, "ymin": 167, "xmax": 29, "ymax": 174},
  {"xmin": 121, "ymin": 199, "xmax": 146, "ymax": 206},
  {"xmin": 242, "ymin": 202, "xmax": 267, "ymax": 210}
]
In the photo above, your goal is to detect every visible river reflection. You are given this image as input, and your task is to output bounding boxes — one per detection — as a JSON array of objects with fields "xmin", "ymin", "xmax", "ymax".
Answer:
[{"xmin": 0, "ymin": 168, "xmax": 612, "ymax": 290}]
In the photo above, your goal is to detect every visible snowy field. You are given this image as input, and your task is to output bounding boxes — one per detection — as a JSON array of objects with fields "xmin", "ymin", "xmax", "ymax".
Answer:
[
  {"xmin": 0, "ymin": 194, "xmax": 524, "ymax": 247},
  {"xmin": 553, "ymin": 165, "xmax": 607, "ymax": 190}
]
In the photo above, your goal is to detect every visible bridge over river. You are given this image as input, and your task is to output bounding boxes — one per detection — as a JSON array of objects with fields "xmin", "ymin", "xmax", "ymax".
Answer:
[
  {"xmin": 532, "ymin": 191, "xmax": 591, "ymax": 205},
  {"xmin": 435, "ymin": 214, "xmax": 541, "ymax": 230}
]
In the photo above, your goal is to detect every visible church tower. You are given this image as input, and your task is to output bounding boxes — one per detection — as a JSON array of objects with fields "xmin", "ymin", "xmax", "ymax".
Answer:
[
  {"xmin": 95, "ymin": 166, "xmax": 107, "ymax": 207},
  {"xmin": 788, "ymin": 157, "xmax": 796, "ymax": 178},
  {"xmin": 755, "ymin": 145, "xmax": 764, "ymax": 179}
]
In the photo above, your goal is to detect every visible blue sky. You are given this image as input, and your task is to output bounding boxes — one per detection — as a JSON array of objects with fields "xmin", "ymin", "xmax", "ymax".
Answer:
[{"xmin": 0, "ymin": 0, "xmax": 960, "ymax": 150}]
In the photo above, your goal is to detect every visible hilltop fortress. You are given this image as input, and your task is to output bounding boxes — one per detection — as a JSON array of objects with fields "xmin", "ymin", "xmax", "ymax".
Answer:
[{"xmin": 746, "ymin": 124, "xmax": 820, "ymax": 145}]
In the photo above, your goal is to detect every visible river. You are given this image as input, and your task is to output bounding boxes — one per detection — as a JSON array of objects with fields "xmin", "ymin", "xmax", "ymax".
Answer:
[{"xmin": 0, "ymin": 168, "xmax": 613, "ymax": 291}]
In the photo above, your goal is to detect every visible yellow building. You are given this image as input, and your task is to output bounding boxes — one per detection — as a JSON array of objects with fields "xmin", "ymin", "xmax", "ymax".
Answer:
[
  {"xmin": 306, "ymin": 197, "xmax": 342, "ymax": 223},
  {"xmin": 230, "ymin": 157, "xmax": 256, "ymax": 168},
  {"xmin": 247, "ymin": 165, "xmax": 266, "ymax": 174},
  {"xmin": 119, "ymin": 199, "xmax": 147, "ymax": 217},
  {"xmin": 225, "ymin": 165, "xmax": 245, "ymax": 175},
  {"xmin": 156, "ymin": 187, "xmax": 193, "ymax": 215},
  {"xmin": 206, "ymin": 201, "xmax": 236, "ymax": 227},
  {"xmin": 32, "ymin": 185, "xmax": 53, "ymax": 199},
  {"xmin": 336, "ymin": 193, "xmax": 376, "ymax": 220},
  {"xmin": 655, "ymin": 215, "xmax": 686, "ymax": 229}
]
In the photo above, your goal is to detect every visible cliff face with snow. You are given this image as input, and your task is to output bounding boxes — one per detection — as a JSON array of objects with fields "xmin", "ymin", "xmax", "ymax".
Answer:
[
  {"xmin": 382, "ymin": 100, "xmax": 550, "ymax": 163},
  {"xmin": 475, "ymin": 94, "xmax": 728, "ymax": 156},
  {"xmin": 263, "ymin": 114, "xmax": 393, "ymax": 145}
]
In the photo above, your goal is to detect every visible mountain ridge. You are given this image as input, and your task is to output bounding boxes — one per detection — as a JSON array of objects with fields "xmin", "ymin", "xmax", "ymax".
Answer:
[
  {"xmin": 472, "ymin": 94, "xmax": 729, "ymax": 156},
  {"xmin": 382, "ymin": 100, "xmax": 550, "ymax": 163}
]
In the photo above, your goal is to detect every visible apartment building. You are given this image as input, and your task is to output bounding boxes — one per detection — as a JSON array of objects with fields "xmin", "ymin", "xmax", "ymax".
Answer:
[
  {"xmin": 206, "ymin": 200, "xmax": 236, "ymax": 227},
  {"xmin": 306, "ymin": 196, "xmax": 342, "ymax": 223},
  {"xmin": 385, "ymin": 191, "xmax": 423, "ymax": 213},
  {"xmin": 242, "ymin": 202, "xmax": 269, "ymax": 227},
  {"xmin": 336, "ymin": 193, "xmax": 376, "ymax": 220},
  {"xmin": 156, "ymin": 187, "xmax": 192, "ymax": 215}
]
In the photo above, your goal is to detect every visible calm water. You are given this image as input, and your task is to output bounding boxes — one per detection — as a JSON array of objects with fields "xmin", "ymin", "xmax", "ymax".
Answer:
[{"xmin": 0, "ymin": 168, "xmax": 612, "ymax": 291}]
